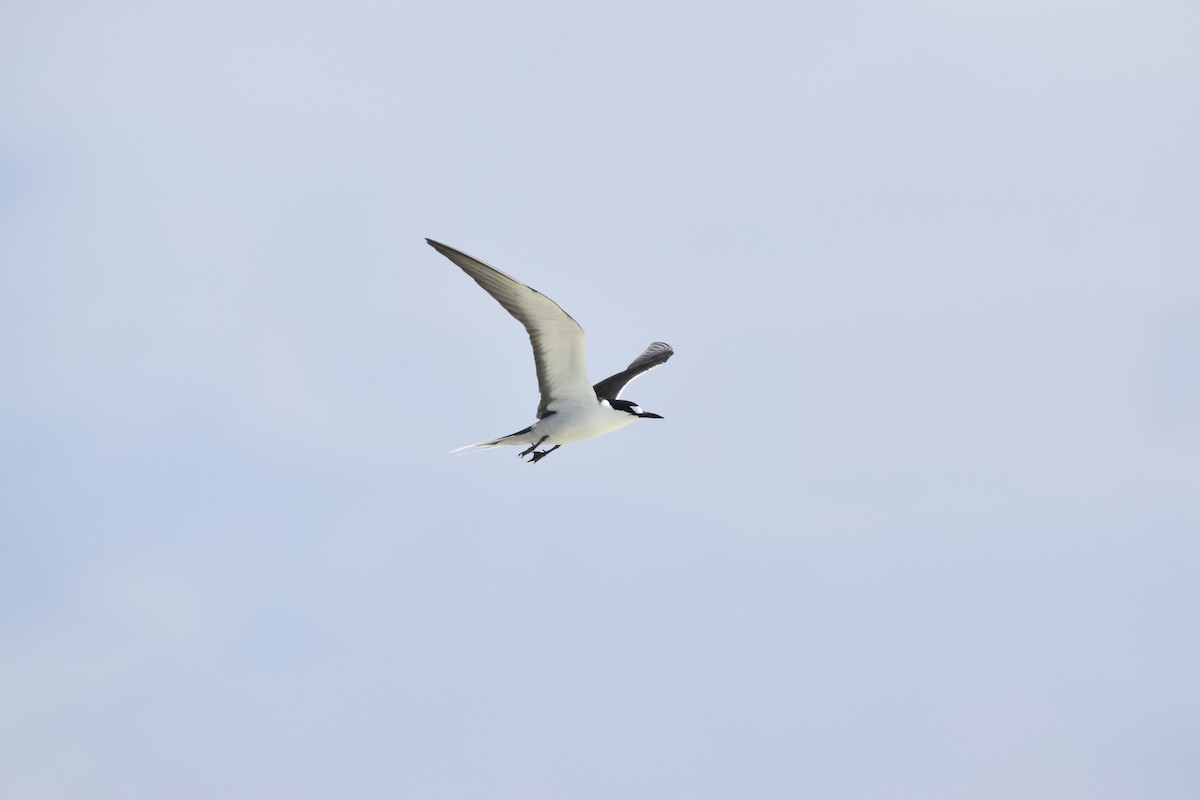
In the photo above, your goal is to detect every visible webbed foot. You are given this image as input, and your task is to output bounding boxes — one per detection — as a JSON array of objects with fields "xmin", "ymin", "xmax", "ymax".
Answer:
[
  {"xmin": 518, "ymin": 436, "xmax": 548, "ymax": 458},
  {"xmin": 527, "ymin": 445, "xmax": 561, "ymax": 464}
]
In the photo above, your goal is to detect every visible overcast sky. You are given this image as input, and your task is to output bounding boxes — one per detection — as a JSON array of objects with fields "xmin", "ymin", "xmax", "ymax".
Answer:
[{"xmin": 2, "ymin": 1, "xmax": 1198, "ymax": 798}]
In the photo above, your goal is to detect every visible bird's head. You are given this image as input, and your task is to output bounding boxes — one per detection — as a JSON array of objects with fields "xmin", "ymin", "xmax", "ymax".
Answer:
[{"xmin": 606, "ymin": 398, "xmax": 664, "ymax": 419}]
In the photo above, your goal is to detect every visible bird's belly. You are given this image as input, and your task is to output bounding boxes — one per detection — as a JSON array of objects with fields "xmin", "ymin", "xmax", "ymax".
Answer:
[{"xmin": 535, "ymin": 406, "xmax": 637, "ymax": 445}]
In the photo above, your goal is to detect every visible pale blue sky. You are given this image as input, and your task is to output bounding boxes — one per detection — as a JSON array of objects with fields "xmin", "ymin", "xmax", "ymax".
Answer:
[{"xmin": 2, "ymin": 1, "xmax": 1198, "ymax": 797}]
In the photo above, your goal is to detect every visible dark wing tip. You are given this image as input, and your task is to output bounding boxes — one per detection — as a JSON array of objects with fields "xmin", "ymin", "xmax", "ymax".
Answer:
[
  {"xmin": 629, "ymin": 341, "xmax": 675, "ymax": 370},
  {"xmin": 591, "ymin": 341, "xmax": 675, "ymax": 400}
]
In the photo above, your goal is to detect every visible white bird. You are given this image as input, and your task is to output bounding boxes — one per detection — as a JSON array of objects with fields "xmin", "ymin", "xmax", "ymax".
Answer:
[{"xmin": 427, "ymin": 239, "xmax": 674, "ymax": 464}]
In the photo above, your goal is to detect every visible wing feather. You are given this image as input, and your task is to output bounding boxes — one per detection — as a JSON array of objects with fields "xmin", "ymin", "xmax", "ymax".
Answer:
[
  {"xmin": 592, "ymin": 342, "xmax": 674, "ymax": 399},
  {"xmin": 427, "ymin": 239, "xmax": 594, "ymax": 417}
]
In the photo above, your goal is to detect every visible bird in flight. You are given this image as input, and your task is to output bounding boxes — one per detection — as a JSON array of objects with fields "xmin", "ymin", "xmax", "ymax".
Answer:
[{"xmin": 427, "ymin": 239, "xmax": 674, "ymax": 464}]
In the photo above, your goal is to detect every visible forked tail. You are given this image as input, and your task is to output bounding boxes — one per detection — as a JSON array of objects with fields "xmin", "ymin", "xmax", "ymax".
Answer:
[
  {"xmin": 449, "ymin": 439, "xmax": 507, "ymax": 454},
  {"xmin": 449, "ymin": 426, "xmax": 534, "ymax": 455}
]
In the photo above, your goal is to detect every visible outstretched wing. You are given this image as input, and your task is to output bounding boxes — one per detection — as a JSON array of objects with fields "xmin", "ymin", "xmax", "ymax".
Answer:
[
  {"xmin": 427, "ymin": 239, "xmax": 595, "ymax": 418},
  {"xmin": 592, "ymin": 341, "xmax": 674, "ymax": 400}
]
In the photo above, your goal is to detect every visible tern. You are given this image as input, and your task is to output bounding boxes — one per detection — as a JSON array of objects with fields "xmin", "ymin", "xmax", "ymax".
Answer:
[{"xmin": 427, "ymin": 239, "xmax": 673, "ymax": 464}]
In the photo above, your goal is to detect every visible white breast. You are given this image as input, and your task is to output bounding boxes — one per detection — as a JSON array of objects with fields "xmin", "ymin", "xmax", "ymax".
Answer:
[{"xmin": 533, "ymin": 400, "xmax": 639, "ymax": 445}]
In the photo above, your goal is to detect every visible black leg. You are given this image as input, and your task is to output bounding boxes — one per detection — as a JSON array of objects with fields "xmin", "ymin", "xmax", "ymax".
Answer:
[
  {"xmin": 518, "ymin": 436, "xmax": 548, "ymax": 458},
  {"xmin": 528, "ymin": 444, "xmax": 560, "ymax": 464}
]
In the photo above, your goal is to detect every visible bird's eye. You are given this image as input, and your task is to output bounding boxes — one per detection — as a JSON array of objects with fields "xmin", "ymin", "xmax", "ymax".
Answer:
[{"xmin": 631, "ymin": 405, "xmax": 643, "ymax": 414}]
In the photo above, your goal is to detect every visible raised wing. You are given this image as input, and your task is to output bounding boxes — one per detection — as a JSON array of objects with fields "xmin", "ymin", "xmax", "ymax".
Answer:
[
  {"xmin": 592, "ymin": 341, "xmax": 674, "ymax": 400},
  {"xmin": 427, "ymin": 239, "xmax": 594, "ymax": 417}
]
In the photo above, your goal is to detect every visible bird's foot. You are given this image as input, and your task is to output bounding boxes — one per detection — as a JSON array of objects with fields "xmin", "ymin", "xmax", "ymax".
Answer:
[
  {"xmin": 527, "ymin": 445, "xmax": 560, "ymax": 464},
  {"xmin": 518, "ymin": 436, "xmax": 548, "ymax": 458}
]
